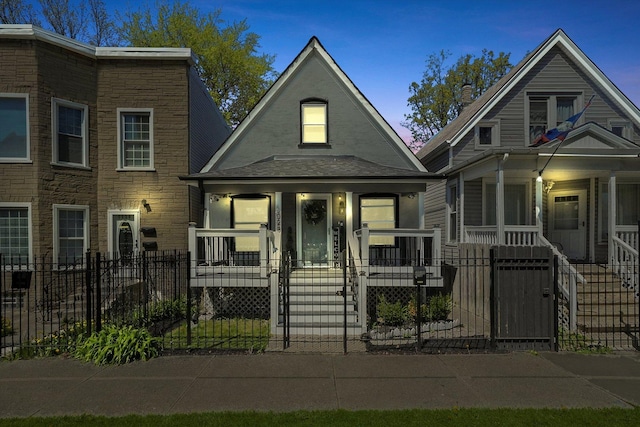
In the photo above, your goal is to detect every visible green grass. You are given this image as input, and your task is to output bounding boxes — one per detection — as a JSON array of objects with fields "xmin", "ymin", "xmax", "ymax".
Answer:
[
  {"xmin": 0, "ymin": 408, "xmax": 639, "ymax": 426},
  {"xmin": 163, "ymin": 318, "xmax": 270, "ymax": 351}
]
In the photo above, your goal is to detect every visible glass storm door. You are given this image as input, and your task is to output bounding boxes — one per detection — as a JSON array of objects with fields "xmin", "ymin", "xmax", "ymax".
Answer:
[
  {"xmin": 549, "ymin": 190, "xmax": 587, "ymax": 260},
  {"xmin": 297, "ymin": 194, "xmax": 332, "ymax": 267}
]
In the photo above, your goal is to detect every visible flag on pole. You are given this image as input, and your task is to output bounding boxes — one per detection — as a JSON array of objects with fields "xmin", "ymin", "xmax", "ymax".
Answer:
[{"xmin": 530, "ymin": 94, "xmax": 595, "ymax": 147}]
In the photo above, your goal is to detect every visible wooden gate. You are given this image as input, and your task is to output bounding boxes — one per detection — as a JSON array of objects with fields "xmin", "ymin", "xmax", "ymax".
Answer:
[{"xmin": 491, "ymin": 246, "xmax": 557, "ymax": 351}]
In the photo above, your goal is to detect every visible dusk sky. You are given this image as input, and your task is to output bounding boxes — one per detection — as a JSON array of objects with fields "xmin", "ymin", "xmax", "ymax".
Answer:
[{"xmin": 33, "ymin": 0, "xmax": 640, "ymax": 141}]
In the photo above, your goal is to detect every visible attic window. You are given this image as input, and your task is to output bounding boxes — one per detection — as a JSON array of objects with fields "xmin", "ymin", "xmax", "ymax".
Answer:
[
  {"xmin": 475, "ymin": 121, "xmax": 500, "ymax": 148},
  {"xmin": 301, "ymin": 100, "xmax": 327, "ymax": 145},
  {"xmin": 609, "ymin": 119, "xmax": 632, "ymax": 140}
]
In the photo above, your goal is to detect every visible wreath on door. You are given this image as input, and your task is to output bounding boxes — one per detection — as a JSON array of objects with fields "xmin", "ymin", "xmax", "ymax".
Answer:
[{"xmin": 303, "ymin": 200, "xmax": 326, "ymax": 225}]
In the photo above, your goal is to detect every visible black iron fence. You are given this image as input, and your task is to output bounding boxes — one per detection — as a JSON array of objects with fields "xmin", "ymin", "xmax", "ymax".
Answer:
[{"xmin": 2, "ymin": 247, "xmax": 638, "ymax": 357}]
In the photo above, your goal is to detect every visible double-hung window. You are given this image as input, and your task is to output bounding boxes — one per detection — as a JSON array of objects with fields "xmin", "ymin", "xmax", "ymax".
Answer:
[
  {"xmin": 52, "ymin": 98, "xmax": 88, "ymax": 167},
  {"xmin": 0, "ymin": 94, "xmax": 29, "ymax": 161},
  {"xmin": 0, "ymin": 204, "xmax": 31, "ymax": 266},
  {"xmin": 360, "ymin": 197, "xmax": 396, "ymax": 246},
  {"xmin": 301, "ymin": 100, "xmax": 327, "ymax": 145},
  {"xmin": 233, "ymin": 197, "xmax": 270, "ymax": 251},
  {"xmin": 54, "ymin": 205, "xmax": 89, "ymax": 266},
  {"xmin": 527, "ymin": 94, "xmax": 579, "ymax": 144},
  {"xmin": 447, "ymin": 183, "xmax": 458, "ymax": 243},
  {"xmin": 118, "ymin": 109, "xmax": 153, "ymax": 170}
]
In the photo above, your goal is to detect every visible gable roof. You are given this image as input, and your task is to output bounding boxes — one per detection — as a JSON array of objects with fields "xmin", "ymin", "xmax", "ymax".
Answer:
[
  {"xmin": 199, "ymin": 36, "xmax": 426, "ymax": 173},
  {"xmin": 416, "ymin": 28, "xmax": 640, "ymax": 160}
]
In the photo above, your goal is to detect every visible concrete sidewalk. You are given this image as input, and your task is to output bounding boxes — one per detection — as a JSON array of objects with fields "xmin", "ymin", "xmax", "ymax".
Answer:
[{"xmin": 0, "ymin": 352, "xmax": 639, "ymax": 418}]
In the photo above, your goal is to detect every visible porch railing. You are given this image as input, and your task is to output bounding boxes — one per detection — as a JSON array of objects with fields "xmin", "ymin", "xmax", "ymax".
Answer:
[
  {"xmin": 611, "ymin": 235, "xmax": 638, "ymax": 297},
  {"xmin": 187, "ymin": 223, "xmax": 278, "ymax": 278},
  {"xmin": 465, "ymin": 225, "xmax": 540, "ymax": 245}
]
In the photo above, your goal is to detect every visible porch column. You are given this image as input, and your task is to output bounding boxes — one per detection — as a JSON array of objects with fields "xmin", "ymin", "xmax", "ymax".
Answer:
[
  {"xmin": 608, "ymin": 172, "xmax": 616, "ymax": 265},
  {"xmin": 535, "ymin": 175, "xmax": 543, "ymax": 236},
  {"xmin": 496, "ymin": 156, "xmax": 506, "ymax": 244},
  {"xmin": 346, "ymin": 191, "xmax": 354, "ymax": 246}
]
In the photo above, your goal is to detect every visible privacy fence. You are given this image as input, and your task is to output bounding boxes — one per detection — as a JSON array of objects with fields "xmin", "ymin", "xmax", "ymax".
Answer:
[{"xmin": 1, "ymin": 247, "xmax": 638, "ymax": 356}]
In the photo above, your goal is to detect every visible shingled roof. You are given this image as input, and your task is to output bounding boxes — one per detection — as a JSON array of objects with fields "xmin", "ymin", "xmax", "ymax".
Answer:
[{"xmin": 182, "ymin": 155, "xmax": 440, "ymax": 181}]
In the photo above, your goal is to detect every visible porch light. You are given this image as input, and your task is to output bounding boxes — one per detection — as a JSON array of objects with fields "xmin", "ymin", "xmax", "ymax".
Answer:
[
  {"xmin": 339, "ymin": 200, "xmax": 345, "ymax": 214},
  {"xmin": 141, "ymin": 199, "xmax": 152, "ymax": 213},
  {"xmin": 543, "ymin": 180, "xmax": 555, "ymax": 194}
]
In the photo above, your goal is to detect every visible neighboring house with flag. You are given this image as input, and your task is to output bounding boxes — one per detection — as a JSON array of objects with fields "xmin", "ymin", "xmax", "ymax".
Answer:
[{"xmin": 417, "ymin": 29, "xmax": 640, "ymax": 292}]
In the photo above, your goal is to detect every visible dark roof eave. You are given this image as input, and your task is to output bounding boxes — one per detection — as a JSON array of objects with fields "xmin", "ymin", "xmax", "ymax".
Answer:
[{"xmin": 179, "ymin": 173, "xmax": 444, "ymax": 182}]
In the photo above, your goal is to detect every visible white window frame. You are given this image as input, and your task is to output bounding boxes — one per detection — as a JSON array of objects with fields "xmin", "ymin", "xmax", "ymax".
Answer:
[
  {"xmin": 446, "ymin": 181, "xmax": 458, "ymax": 243},
  {"xmin": 53, "ymin": 204, "xmax": 90, "ymax": 267},
  {"xmin": 52, "ymin": 98, "xmax": 89, "ymax": 168},
  {"xmin": 233, "ymin": 196, "xmax": 270, "ymax": 252},
  {"xmin": 360, "ymin": 196, "xmax": 397, "ymax": 246},
  {"xmin": 0, "ymin": 93, "xmax": 30, "ymax": 163},
  {"xmin": 474, "ymin": 120, "xmax": 500, "ymax": 148},
  {"xmin": 482, "ymin": 179, "xmax": 530, "ymax": 226},
  {"xmin": 117, "ymin": 108, "xmax": 154, "ymax": 171},
  {"xmin": 608, "ymin": 119, "xmax": 632, "ymax": 140},
  {"xmin": 0, "ymin": 202, "xmax": 32, "ymax": 267},
  {"xmin": 301, "ymin": 102, "xmax": 327, "ymax": 144},
  {"xmin": 524, "ymin": 93, "xmax": 582, "ymax": 145}
]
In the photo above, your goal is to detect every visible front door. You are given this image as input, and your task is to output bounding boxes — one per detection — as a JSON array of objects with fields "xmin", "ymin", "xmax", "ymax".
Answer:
[
  {"xmin": 548, "ymin": 189, "xmax": 587, "ymax": 260},
  {"xmin": 108, "ymin": 210, "xmax": 140, "ymax": 259},
  {"xmin": 297, "ymin": 194, "xmax": 332, "ymax": 266}
]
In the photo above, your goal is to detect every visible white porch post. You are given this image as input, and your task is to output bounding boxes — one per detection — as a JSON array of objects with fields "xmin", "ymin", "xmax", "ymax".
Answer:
[
  {"xmin": 271, "ymin": 192, "xmax": 283, "ymax": 332},
  {"xmin": 496, "ymin": 157, "xmax": 506, "ymax": 244},
  {"xmin": 188, "ymin": 222, "xmax": 197, "ymax": 279},
  {"xmin": 459, "ymin": 172, "xmax": 465, "ymax": 243},
  {"xmin": 535, "ymin": 175, "xmax": 543, "ymax": 239},
  {"xmin": 346, "ymin": 191, "xmax": 354, "ymax": 251},
  {"xmin": 608, "ymin": 172, "xmax": 616, "ymax": 266}
]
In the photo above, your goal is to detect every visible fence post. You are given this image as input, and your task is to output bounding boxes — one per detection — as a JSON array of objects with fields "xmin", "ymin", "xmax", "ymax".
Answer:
[
  {"xmin": 95, "ymin": 252, "xmax": 102, "ymax": 332},
  {"xmin": 85, "ymin": 250, "xmax": 92, "ymax": 336},
  {"xmin": 186, "ymin": 251, "xmax": 192, "ymax": 346}
]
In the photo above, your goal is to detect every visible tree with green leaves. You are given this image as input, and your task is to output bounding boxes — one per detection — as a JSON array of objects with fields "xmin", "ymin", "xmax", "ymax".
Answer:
[
  {"xmin": 119, "ymin": 0, "xmax": 276, "ymax": 127},
  {"xmin": 403, "ymin": 49, "xmax": 512, "ymax": 150}
]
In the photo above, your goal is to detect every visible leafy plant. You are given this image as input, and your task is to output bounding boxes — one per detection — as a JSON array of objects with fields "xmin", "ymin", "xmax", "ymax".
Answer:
[
  {"xmin": 425, "ymin": 293, "xmax": 452, "ymax": 322},
  {"xmin": 1, "ymin": 317, "xmax": 12, "ymax": 337},
  {"xmin": 75, "ymin": 324, "xmax": 159, "ymax": 365},
  {"xmin": 376, "ymin": 295, "xmax": 408, "ymax": 327},
  {"xmin": 132, "ymin": 297, "xmax": 187, "ymax": 328}
]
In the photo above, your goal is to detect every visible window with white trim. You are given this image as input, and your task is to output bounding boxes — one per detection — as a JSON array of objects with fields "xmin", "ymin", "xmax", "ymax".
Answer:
[
  {"xmin": 475, "ymin": 121, "xmax": 500, "ymax": 148},
  {"xmin": 118, "ymin": 109, "xmax": 153, "ymax": 170},
  {"xmin": 233, "ymin": 197, "xmax": 269, "ymax": 251},
  {"xmin": 484, "ymin": 182, "xmax": 528, "ymax": 225},
  {"xmin": 0, "ymin": 204, "xmax": 31, "ymax": 266},
  {"xmin": 599, "ymin": 182, "xmax": 640, "ymax": 243},
  {"xmin": 52, "ymin": 98, "xmax": 88, "ymax": 167},
  {"xmin": 526, "ymin": 94, "xmax": 579, "ymax": 144},
  {"xmin": 608, "ymin": 119, "xmax": 632, "ymax": 140},
  {"xmin": 447, "ymin": 183, "xmax": 458, "ymax": 243},
  {"xmin": 0, "ymin": 94, "xmax": 29, "ymax": 161},
  {"xmin": 360, "ymin": 197, "xmax": 396, "ymax": 246},
  {"xmin": 54, "ymin": 205, "xmax": 89, "ymax": 266},
  {"xmin": 301, "ymin": 101, "xmax": 327, "ymax": 144}
]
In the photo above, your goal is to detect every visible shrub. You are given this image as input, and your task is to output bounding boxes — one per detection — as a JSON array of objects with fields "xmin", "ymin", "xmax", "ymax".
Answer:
[
  {"xmin": 376, "ymin": 295, "xmax": 408, "ymax": 327},
  {"xmin": 1, "ymin": 317, "xmax": 12, "ymax": 337},
  {"xmin": 75, "ymin": 324, "xmax": 159, "ymax": 365},
  {"xmin": 425, "ymin": 293, "xmax": 452, "ymax": 322},
  {"xmin": 132, "ymin": 297, "xmax": 187, "ymax": 328}
]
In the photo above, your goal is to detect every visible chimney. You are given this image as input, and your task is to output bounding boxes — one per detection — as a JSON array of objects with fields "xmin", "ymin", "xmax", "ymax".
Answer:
[{"xmin": 461, "ymin": 82, "xmax": 472, "ymax": 110}]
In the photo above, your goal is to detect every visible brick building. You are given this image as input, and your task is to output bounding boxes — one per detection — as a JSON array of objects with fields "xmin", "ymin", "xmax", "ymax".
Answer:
[{"xmin": 0, "ymin": 25, "xmax": 230, "ymax": 265}]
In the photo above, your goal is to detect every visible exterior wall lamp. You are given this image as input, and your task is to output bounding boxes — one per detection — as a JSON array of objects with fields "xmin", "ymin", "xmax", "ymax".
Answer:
[
  {"xmin": 141, "ymin": 199, "xmax": 152, "ymax": 212},
  {"xmin": 543, "ymin": 180, "xmax": 555, "ymax": 194}
]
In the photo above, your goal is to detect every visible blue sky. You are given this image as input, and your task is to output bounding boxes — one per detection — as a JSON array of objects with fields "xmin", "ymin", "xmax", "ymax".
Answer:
[{"xmin": 38, "ymin": 0, "xmax": 640, "ymax": 141}]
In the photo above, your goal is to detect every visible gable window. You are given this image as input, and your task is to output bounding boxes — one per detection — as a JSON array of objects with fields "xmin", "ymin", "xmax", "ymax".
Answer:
[
  {"xmin": 447, "ymin": 183, "xmax": 458, "ymax": 243},
  {"xmin": 52, "ymin": 98, "xmax": 88, "ymax": 167},
  {"xmin": 118, "ymin": 109, "xmax": 154, "ymax": 170},
  {"xmin": 608, "ymin": 120, "xmax": 632, "ymax": 140},
  {"xmin": 0, "ymin": 204, "xmax": 31, "ymax": 266},
  {"xmin": 360, "ymin": 196, "xmax": 397, "ymax": 246},
  {"xmin": 527, "ymin": 94, "xmax": 579, "ymax": 144},
  {"xmin": 301, "ymin": 101, "xmax": 327, "ymax": 144},
  {"xmin": 54, "ymin": 204, "xmax": 89, "ymax": 266},
  {"xmin": 0, "ymin": 94, "xmax": 29, "ymax": 161},
  {"xmin": 232, "ymin": 196, "xmax": 269, "ymax": 251},
  {"xmin": 475, "ymin": 121, "xmax": 500, "ymax": 148}
]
